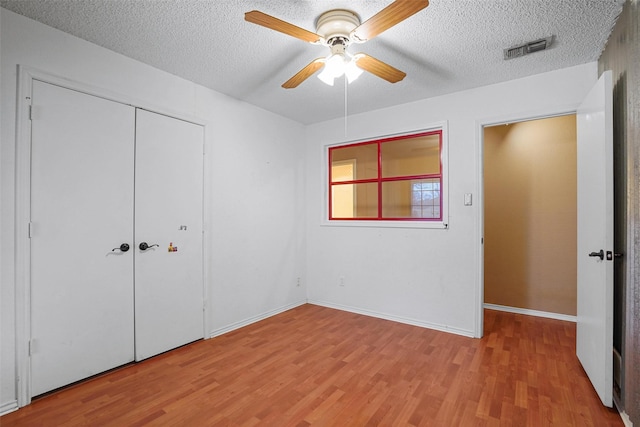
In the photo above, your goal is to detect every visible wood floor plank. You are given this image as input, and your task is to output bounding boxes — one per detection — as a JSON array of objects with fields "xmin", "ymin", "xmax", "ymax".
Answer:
[{"xmin": 1, "ymin": 305, "xmax": 623, "ymax": 426}]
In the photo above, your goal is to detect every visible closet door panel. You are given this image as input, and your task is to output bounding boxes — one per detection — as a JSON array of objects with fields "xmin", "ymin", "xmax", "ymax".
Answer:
[
  {"xmin": 30, "ymin": 81, "xmax": 135, "ymax": 396},
  {"xmin": 134, "ymin": 109, "xmax": 204, "ymax": 361}
]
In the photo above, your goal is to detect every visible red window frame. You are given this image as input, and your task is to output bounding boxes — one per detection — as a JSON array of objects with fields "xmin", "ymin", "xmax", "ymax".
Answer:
[{"xmin": 328, "ymin": 130, "xmax": 443, "ymax": 221}]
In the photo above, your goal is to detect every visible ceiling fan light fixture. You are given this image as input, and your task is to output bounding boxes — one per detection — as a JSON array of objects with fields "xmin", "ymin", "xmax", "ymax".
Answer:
[
  {"xmin": 326, "ymin": 52, "xmax": 347, "ymax": 77},
  {"xmin": 318, "ymin": 52, "xmax": 347, "ymax": 85},
  {"xmin": 345, "ymin": 59, "xmax": 363, "ymax": 83},
  {"xmin": 317, "ymin": 68, "xmax": 335, "ymax": 86},
  {"xmin": 318, "ymin": 54, "xmax": 364, "ymax": 86}
]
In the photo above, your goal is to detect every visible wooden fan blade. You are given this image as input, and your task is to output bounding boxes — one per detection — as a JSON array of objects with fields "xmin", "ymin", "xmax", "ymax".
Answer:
[
  {"xmin": 245, "ymin": 11, "xmax": 322, "ymax": 44},
  {"xmin": 354, "ymin": 53, "xmax": 406, "ymax": 83},
  {"xmin": 351, "ymin": 0, "xmax": 429, "ymax": 42},
  {"xmin": 282, "ymin": 58, "xmax": 325, "ymax": 89}
]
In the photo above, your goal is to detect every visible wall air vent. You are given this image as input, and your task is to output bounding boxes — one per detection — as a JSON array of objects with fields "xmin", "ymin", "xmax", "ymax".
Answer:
[{"xmin": 503, "ymin": 36, "xmax": 553, "ymax": 60}]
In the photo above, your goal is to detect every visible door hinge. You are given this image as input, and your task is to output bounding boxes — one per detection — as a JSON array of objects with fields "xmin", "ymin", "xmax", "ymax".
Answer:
[
  {"xmin": 28, "ymin": 340, "xmax": 32, "ymax": 356},
  {"xmin": 28, "ymin": 105, "xmax": 33, "ymax": 121},
  {"xmin": 28, "ymin": 222, "xmax": 33, "ymax": 238}
]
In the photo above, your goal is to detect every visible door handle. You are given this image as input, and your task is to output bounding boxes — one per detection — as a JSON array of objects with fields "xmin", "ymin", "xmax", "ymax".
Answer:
[
  {"xmin": 112, "ymin": 243, "xmax": 130, "ymax": 252},
  {"xmin": 588, "ymin": 249, "xmax": 604, "ymax": 260},
  {"xmin": 139, "ymin": 242, "xmax": 159, "ymax": 251}
]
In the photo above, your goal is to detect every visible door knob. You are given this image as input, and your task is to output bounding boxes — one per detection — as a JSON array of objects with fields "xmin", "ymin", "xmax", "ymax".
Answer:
[
  {"xmin": 588, "ymin": 249, "xmax": 604, "ymax": 260},
  {"xmin": 139, "ymin": 242, "xmax": 159, "ymax": 251},
  {"xmin": 112, "ymin": 243, "xmax": 130, "ymax": 252}
]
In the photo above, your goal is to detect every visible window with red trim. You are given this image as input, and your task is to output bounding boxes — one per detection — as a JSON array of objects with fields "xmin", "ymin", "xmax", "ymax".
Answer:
[{"xmin": 329, "ymin": 131, "xmax": 443, "ymax": 221}]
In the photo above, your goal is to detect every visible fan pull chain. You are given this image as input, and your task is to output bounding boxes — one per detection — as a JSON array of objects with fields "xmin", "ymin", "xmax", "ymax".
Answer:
[{"xmin": 344, "ymin": 76, "xmax": 348, "ymax": 138}]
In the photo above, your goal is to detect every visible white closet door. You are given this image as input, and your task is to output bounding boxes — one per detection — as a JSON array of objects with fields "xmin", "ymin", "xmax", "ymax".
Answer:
[
  {"xmin": 134, "ymin": 109, "xmax": 204, "ymax": 361},
  {"xmin": 30, "ymin": 81, "xmax": 135, "ymax": 396}
]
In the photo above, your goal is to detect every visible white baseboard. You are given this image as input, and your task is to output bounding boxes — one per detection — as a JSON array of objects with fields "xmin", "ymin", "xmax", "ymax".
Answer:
[
  {"xmin": 0, "ymin": 400, "xmax": 18, "ymax": 416},
  {"xmin": 619, "ymin": 411, "xmax": 634, "ymax": 427},
  {"xmin": 484, "ymin": 303, "xmax": 577, "ymax": 322},
  {"xmin": 209, "ymin": 299, "xmax": 307, "ymax": 338},
  {"xmin": 614, "ymin": 397, "xmax": 633, "ymax": 427},
  {"xmin": 308, "ymin": 299, "xmax": 475, "ymax": 338}
]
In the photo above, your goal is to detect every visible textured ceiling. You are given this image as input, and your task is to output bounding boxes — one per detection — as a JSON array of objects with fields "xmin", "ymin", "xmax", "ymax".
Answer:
[{"xmin": 0, "ymin": 0, "xmax": 624, "ymax": 125}]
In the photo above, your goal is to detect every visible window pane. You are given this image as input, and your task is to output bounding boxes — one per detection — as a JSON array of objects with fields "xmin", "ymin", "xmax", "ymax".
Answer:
[
  {"xmin": 331, "ymin": 182, "xmax": 378, "ymax": 218},
  {"xmin": 331, "ymin": 160, "xmax": 354, "ymax": 183},
  {"xmin": 381, "ymin": 134, "xmax": 440, "ymax": 178},
  {"xmin": 331, "ymin": 183, "xmax": 354, "ymax": 218},
  {"xmin": 382, "ymin": 178, "xmax": 441, "ymax": 219},
  {"xmin": 331, "ymin": 143, "xmax": 377, "ymax": 181}
]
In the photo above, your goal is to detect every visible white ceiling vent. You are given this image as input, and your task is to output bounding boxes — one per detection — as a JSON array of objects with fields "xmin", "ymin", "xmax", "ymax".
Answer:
[{"xmin": 503, "ymin": 36, "xmax": 553, "ymax": 60}]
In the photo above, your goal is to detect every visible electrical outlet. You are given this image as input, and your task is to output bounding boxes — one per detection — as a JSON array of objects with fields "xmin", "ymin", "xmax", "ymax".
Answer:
[
  {"xmin": 339, "ymin": 276, "xmax": 345, "ymax": 287},
  {"xmin": 296, "ymin": 277, "xmax": 301, "ymax": 287}
]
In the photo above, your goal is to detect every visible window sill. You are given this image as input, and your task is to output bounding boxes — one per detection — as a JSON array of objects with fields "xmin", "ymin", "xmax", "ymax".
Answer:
[{"xmin": 321, "ymin": 219, "xmax": 449, "ymax": 229}]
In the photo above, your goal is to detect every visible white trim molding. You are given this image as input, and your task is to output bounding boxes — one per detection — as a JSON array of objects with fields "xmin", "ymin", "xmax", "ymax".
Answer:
[
  {"xmin": 320, "ymin": 121, "xmax": 450, "ymax": 230},
  {"xmin": 309, "ymin": 299, "xmax": 475, "ymax": 338},
  {"xmin": 209, "ymin": 300, "xmax": 307, "ymax": 338},
  {"xmin": 618, "ymin": 410, "xmax": 634, "ymax": 427},
  {"xmin": 0, "ymin": 400, "xmax": 19, "ymax": 417},
  {"xmin": 484, "ymin": 303, "xmax": 577, "ymax": 323}
]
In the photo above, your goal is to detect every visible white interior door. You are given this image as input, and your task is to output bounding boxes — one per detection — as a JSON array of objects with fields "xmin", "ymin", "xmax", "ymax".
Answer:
[
  {"xmin": 576, "ymin": 70, "xmax": 614, "ymax": 407},
  {"xmin": 134, "ymin": 109, "xmax": 204, "ymax": 361},
  {"xmin": 30, "ymin": 81, "xmax": 136, "ymax": 396}
]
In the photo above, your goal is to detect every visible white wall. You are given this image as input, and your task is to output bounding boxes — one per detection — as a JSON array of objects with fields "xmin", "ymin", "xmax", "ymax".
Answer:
[
  {"xmin": 1, "ymin": 8, "xmax": 305, "ymax": 411},
  {"xmin": 304, "ymin": 62, "xmax": 597, "ymax": 336}
]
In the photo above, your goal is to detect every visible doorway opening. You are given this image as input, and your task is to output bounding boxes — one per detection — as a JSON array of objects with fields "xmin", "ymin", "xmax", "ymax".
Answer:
[{"xmin": 482, "ymin": 114, "xmax": 578, "ymax": 319}]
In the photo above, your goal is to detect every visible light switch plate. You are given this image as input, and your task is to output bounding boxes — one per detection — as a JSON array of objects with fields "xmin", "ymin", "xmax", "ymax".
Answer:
[{"xmin": 464, "ymin": 193, "xmax": 473, "ymax": 206}]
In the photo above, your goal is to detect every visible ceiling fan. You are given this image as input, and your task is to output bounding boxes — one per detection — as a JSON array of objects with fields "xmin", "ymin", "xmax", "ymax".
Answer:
[{"xmin": 244, "ymin": 0, "xmax": 429, "ymax": 88}]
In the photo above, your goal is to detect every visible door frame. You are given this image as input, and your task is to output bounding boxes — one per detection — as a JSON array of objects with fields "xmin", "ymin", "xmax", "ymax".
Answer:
[
  {"xmin": 14, "ymin": 66, "xmax": 212, "ymax": 406},
  {"xmin": 474, "ymin": 106, "xmax": 578, "ymax": 338}
]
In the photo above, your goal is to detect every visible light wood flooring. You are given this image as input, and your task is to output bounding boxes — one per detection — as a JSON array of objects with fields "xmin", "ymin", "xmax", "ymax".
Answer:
[{"xmin": 1, "ymin": 305, "xmax": 623, "ymax": 426}]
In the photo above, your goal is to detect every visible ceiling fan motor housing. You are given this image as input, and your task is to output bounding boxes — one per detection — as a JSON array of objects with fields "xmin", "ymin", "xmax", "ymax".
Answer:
[
  {"xmin": 315, "ymin": 10, "xmax": 361, "ymax": 45},
  {"xmin": 327, "ymin": 37, "xmax": 348, "ymax": 56}
]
